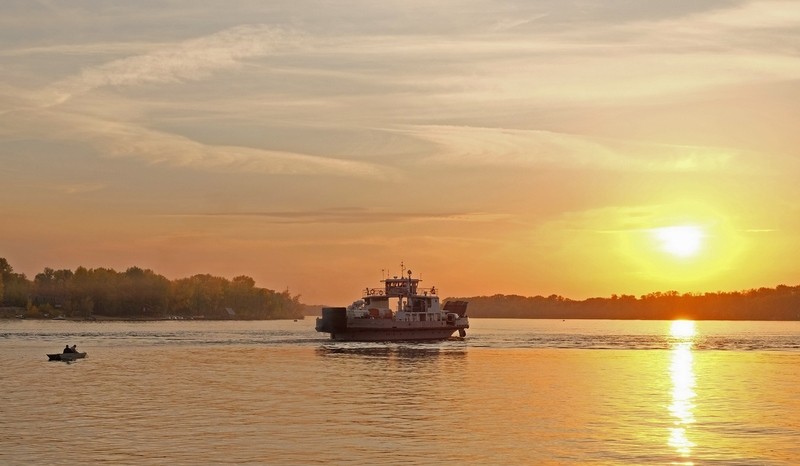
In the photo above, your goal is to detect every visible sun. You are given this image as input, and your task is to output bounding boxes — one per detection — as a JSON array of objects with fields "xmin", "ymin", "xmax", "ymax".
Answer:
[{"xmin": 653, "ymin": 225, "xmax": 704, "ymax": 258}]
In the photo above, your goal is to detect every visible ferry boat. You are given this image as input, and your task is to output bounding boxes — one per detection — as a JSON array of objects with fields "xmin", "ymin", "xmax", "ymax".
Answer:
[{"xmin": 315, "ymin": 266, "xmax": 469, "ymax": 341}]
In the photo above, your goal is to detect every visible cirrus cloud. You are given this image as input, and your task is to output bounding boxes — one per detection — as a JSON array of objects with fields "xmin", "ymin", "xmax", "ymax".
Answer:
[{"xmin": 42, "ymin": 25, "xmax": 304, "ymax": 106}]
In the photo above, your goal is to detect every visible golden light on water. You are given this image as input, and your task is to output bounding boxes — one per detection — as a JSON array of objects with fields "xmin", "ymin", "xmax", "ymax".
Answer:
[
  {"xmin": 671, "ymin": 320, "xmax": 696, "ymax": 339},
  {"xmin": 668, "ymin": 320, "xmax": 697, "ymax": 461}
]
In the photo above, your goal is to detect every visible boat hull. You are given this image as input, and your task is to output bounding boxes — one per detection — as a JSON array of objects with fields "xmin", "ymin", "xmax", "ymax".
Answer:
[
  {"xmin": 327, "ymin": 327, "xmax": 464, "ymax": 342},
  {"xmin": 47, "ymin": 352, "xmax": 87, "ymax": 361},
  {"xmin": 316, "ymin": 307, "xmax": 469, "ymax": 342}
]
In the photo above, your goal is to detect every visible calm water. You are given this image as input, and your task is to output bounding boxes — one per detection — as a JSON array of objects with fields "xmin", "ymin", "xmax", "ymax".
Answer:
[{"xmin": 1, "ymin": 319, "xmax": 798, "ymax": 465}]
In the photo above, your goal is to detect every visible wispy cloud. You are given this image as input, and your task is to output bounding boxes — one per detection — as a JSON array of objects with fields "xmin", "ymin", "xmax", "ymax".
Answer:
[
  {"xmin": 682, "ymin": 0, "xmax": 800, "ymax": 30},
  {"xmin": 51, "ymin": 182, "xmax": 107, "ymax": 194},
  {"xmin": 0, "ymin": 41, "xmax": 165, "ymax": 58},
  {"xmin": 66, "ymin": 114, "xmax": 383, "ymax": 177},
  {"xmin": 1, "ymin": 106, "xmax": 384, "ymax": 177},
  {"xmin": 162, "ymin": 207, "xmax": 507, "ymax": 224},
  {"xmin": 0, "ymin": 24, "xmax": 387, "ymax": 178},
  {"xmin": 40, "ymin": 25, "xmax": 302, "ymax": 106},
  {"xmin": 399, "ymin": 125, "xmax": 738, "ymax": 172}
]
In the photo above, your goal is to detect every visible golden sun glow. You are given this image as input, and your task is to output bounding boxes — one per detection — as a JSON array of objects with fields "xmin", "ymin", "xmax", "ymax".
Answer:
[
  {"xmin": 617, "ymin": 205, "xmax": 747, "ymax": 286},
  {"xmin": 653, "ymin": 225, "xmax": 705, "ymax": 258}
]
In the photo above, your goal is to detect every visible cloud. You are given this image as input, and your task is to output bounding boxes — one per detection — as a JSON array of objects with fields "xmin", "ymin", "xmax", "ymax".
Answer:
[
  {"xmin": 70, "ymin": 114, "xmax": 383, "ymax": 177},
  {"xmin": 687, "ymin": 0, "xmax": 800, "ymax": 29},
  {"xmin": 52, "ymin": 183, "xmax": 107, "ymax": 194},
  {"xmin": 0, "ymin": 21, "xmax": 386, "ymax": 179},
  {"xmin": 3, "ymin": 4, "xmax": 796, "ymax": 179},
  {"xmin": 0, "ymin": 41, "xmax": 162, "ymax": 58},
  {"xmin": 42, "ymin": 25, "xmax": 302, "ymax": 106},
  {"xmin": 281, "ymin": 2, "xmax": 800, "ymax": 112},
  {"xmin": 1, "ymin": 107, "xmax": 384, "ymax": 178},
  {"xmin": 163, "ymin": 207, "xmax": 507, "ymax": 224},
  {"xmin": 399, "ymin": 125, "xmax": 739, "ymax": 172}
]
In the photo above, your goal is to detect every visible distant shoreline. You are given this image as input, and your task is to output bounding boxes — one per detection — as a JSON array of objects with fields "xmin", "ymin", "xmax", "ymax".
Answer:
[
  {"xmin": 0, "ymin": 308, "xmax": 304, "ymax": 322},
  {"xmin": 2, "ymin": 313, "xmax": 798, "ymax": 322}
]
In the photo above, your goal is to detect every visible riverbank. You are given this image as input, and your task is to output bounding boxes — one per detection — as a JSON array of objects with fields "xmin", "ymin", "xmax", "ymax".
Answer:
[{"xmin": 0, "ymin": 309, "xmax": 304, "ymax": 322}]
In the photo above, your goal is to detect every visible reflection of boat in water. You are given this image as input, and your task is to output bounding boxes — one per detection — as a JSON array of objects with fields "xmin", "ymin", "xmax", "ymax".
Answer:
[
  {"xmin": 47, "ymin": 352, "xmax": 87, "ymax": 361},
  {"xmin": 315, "ymin": 265, "xmax": 469, "ymax": 341},
  {"xmin": 317, "ymin": 345, "xmax": 467, "ymax": 360}
]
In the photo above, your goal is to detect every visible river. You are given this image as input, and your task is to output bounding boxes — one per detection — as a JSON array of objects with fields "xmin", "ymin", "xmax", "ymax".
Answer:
[{"xmin": 1, "ymin": 318, "xmax": 798, "ymax": 465}]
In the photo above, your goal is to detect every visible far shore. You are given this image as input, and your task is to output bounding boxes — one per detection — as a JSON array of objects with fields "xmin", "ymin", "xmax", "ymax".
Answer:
[{"xmin": 0, "ymin": 308, "xmax": 304, "ymax": 322}]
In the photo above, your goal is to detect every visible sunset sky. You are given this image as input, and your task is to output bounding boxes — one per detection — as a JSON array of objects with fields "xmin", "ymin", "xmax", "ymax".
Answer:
[{"xmin": 2, "ymin": 1, "xmax": 799, "ymax": 305}]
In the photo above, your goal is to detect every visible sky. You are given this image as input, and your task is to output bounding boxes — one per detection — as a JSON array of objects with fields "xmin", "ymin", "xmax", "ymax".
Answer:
[{"xmin": 2, "ymin": 0, "xmax": 800, "ymax": 305}]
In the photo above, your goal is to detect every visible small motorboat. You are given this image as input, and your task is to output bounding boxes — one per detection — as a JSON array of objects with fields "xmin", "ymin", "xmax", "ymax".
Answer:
[{"xmin": 47, "ymin": 352, "xmax": 87, "ymax": 361}]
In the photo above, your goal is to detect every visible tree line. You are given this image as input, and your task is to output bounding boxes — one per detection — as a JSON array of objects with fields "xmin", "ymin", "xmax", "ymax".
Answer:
[
  {"xmin": 5, "ymin": 255, "xmax": 798, "ymax": 321},
  {"xmin": 0, "ymin": 258, "xmax": 304, "ymax": 320},
  {"xmin": 452, "ymin": 285, "xmax": 800, "ymax": 320}
]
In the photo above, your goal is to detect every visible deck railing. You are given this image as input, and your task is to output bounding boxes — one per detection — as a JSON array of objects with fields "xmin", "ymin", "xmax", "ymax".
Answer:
[{"xmin": 363, "ymin": 287, "xmax": 438, "ymax": 297}]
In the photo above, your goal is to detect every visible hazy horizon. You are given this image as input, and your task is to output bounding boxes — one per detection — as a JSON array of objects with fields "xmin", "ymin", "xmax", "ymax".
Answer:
[{"xmin": 3, "ymin": 1, "xmax": 799, "ymax": 305}]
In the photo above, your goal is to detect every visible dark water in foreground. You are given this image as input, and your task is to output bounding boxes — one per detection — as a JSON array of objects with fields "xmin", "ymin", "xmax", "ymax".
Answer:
[{"xmin": 1, "ymin": 319, "xmax": 798, "ymax": 465}]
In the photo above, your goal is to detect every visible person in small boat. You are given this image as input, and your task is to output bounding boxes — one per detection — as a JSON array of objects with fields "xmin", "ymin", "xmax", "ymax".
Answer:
[
  {"xmin": 71, "ymin": 345, "xmax": 78, "ymax": 353},
  {"xmin": 63, "ymin": 344, "xmax": 73, "ymax": 354}
]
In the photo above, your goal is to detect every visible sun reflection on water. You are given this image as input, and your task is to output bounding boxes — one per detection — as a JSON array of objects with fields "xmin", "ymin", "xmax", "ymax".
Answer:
[
  {"xmin": 669, "ymin": 320, "xmax": 696, "ymax": 463},
  {"xmin": 671, "ymin": 320, "xmax": 696, "ymax": 339}
]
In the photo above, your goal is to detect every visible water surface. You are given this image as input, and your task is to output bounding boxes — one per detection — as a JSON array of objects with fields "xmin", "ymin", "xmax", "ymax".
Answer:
[{"xmin": 1, "ymin": 319, "xmax": 798, "ymax": 465}]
